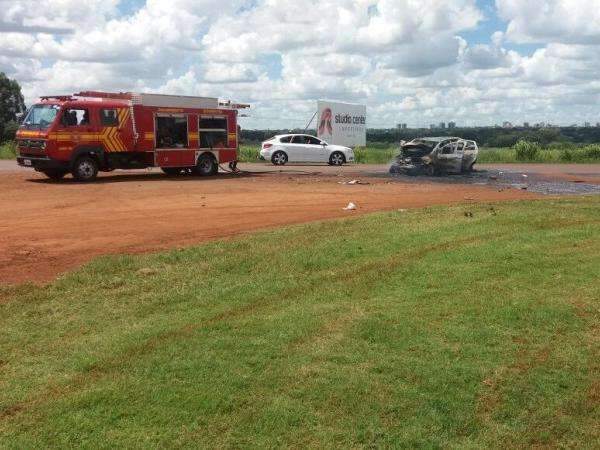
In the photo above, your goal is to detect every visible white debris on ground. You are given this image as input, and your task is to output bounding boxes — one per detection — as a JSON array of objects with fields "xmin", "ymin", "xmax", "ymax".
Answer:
[
  {"xmin": 338, "ymin": 179, "xmax": 370, "ymax": 185},
  {"xmin": 343, "ymin": 202, "xmax": 357, "ymax": 210}
]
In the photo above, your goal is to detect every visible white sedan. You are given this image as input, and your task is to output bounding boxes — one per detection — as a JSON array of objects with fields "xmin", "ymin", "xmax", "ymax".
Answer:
[{"xmin": 260, "ymin": 134, "xmax": 354, "ymax": 166}]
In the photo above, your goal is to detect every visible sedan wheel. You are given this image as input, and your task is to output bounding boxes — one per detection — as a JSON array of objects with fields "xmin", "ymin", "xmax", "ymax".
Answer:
[
  {"xmin": 271, "ymin": 151, "xmax": 288, "ymax": 166},
  {"xmin": 329, "ymin": 151, "xmax": 345, "ymax": 166}
]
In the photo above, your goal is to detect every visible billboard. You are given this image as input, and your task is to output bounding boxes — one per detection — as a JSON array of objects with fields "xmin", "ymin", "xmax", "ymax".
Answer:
[{"xmin": 317, "ymin": 100, "xmax": 366, "ymax": 147}]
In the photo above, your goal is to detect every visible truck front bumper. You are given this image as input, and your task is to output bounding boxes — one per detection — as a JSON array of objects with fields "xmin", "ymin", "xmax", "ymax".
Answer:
[{"xmin": 17, "ymin": 156, "xmax": 69, "ymax": 171}]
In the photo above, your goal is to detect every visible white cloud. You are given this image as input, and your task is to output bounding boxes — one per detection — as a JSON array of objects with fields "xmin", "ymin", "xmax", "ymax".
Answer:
[
  {"xmin": 497, "ymin": 0, "xmax": 600, "ymax": 45},
  {"xmin": 0, "ymin": 0, "xmax": 599, "ymax": 128}
]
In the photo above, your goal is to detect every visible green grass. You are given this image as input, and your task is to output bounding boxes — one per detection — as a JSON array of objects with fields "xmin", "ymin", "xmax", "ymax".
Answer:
[
  {"xmin": 478, "ymin": 144, "xmax": 600, "ymax": 164},
  {"xmin": 1, "ymin": 198, "xmax": 600, "ymax": 447},
  {"xmin": 0, "ymin": 141, "xmax": 16, "ymax": 159}
]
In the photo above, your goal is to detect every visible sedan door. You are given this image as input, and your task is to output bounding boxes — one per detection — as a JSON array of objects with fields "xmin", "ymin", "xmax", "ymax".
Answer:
[
  {"xmin": 304, "ymin": 136, "xmax": 328, "ymax": 162},
  {"xmin": 288, "ymin": 135, "xmax": 309, "ymax": 162}
]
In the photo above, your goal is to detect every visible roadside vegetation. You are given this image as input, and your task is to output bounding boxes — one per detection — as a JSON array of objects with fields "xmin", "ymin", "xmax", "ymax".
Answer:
[
  {"xmin": 0, "ymin": 141, "xmax": 16, "ymax": 159},
  {"xmin": 1, "ymin": 197, "xmax": 599, "ymax": 447},
  {"xmin": 478, "ymin": 142, "xmax": 600, "ymax": 164}
]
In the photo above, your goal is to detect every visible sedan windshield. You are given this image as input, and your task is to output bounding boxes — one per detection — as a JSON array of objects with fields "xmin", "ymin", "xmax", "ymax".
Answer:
[{"xmin": 21, "ymin": 104, "xmax": 60, "ymax": 130}]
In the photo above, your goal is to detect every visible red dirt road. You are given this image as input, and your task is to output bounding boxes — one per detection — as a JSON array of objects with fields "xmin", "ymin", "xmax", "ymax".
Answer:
[{"xmin": 1, "ymin": 167, "xmax": 539, "ymax": 284}]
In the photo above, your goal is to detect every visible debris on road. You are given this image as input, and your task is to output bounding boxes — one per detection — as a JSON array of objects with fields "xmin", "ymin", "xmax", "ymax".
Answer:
[
  {"xmin": 343, "ymin": 202, "xmax": 357, "ymax": 211},
  {"xmin": 339, "ymin": 179, "xmax": 370, "ymax": 185}
]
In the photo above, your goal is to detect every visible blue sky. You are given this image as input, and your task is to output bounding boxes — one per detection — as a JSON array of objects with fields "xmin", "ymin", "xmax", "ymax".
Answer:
[{"xmin": 1, "ymin": 0, "xmax": 599, "ymax": 128}]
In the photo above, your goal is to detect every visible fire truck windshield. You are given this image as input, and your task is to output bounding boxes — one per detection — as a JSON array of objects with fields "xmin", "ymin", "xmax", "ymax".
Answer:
[{"xmin": 22, "ymin": 104, "xmax": 60, "ymax": 130}]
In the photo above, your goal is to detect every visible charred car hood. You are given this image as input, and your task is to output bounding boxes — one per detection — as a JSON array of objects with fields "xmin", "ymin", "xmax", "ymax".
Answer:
[{"xmin": 400, "ymin": 144, "xmax": 433, "ymax": 158}]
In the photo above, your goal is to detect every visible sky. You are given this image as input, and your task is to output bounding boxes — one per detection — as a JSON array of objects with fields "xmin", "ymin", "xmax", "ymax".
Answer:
[{"xmin": 1, "ymin": 0, "xmax": 599, "ymax": 129}]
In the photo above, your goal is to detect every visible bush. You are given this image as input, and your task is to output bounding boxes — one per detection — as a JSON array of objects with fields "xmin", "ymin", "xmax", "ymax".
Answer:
[
  {"xmin": 0, "ymin": 141, "xmax": 16, "ymax": 159},
  {"xmin": 353, "ymin": 147, "xmax": 396, "ymax": 164},
  {"xmin": 1, "ymin": 121, "xmax": 19, "ymax": 142},
  {"xmin": 238, "ymin": 145, "xmax": 260, "ymax": 162},
  {"xmin": 559, "ymin": 144, "xmax": 600, "ymax": 162},
  {"xmin": 582, "ymin": 144, "xmax": 600, "ymax": 159},
  {"xmin": 514, "ymin": 140, "xmax": 541, "ymax": 161}
]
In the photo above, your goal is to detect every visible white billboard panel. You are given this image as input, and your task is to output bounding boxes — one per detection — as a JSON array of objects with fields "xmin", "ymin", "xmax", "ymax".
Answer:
[{"xmin": 317, "ymin": 100, "xmax": 366, "ymax": 147}]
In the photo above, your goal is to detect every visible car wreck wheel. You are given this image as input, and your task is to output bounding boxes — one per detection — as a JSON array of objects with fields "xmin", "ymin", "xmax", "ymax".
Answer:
[{"xmin": 425, "ymin": 164, "xmax": 439, "ymax": 177}]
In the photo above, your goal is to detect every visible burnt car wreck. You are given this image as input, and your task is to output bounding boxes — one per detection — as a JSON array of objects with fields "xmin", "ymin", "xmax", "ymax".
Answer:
[{"xmin": 389, "ymin": 137, "xmax": 479, "ymax": 176}]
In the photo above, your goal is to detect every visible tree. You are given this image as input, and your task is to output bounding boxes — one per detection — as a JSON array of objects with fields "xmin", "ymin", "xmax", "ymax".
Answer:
[{"xmin": 0, "ymin": 72, "xmax": 26, "ymax": 142}]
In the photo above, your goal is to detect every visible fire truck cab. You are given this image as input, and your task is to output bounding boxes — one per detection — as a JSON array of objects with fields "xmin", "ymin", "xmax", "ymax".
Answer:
[{"xmin": 16, "ymin": 92, "xmax": 245, "ymax": 181}]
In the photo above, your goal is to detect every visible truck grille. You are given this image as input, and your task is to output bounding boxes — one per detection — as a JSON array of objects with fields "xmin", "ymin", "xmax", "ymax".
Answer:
[
  {"xmin": 18, "ymin": 139, "xmax": 46, "ymax": 156},
  {"xmin": 19, "ymin": 139, "xmax": 46, "ymax": 149}
]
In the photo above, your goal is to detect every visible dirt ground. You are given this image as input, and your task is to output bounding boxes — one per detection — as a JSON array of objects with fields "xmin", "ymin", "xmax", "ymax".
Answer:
[{"xmin": 0, "ymin": 162, "xmax": 553, "ymax": 284}]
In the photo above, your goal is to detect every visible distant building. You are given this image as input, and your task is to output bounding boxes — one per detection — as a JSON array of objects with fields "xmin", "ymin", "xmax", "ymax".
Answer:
[
  {"xmin": 429, "ymin": 124, "xmax": 436, "ymax": 129},
  {"xmin": 584, "ymin": 122, "xmax": 591, "ymax": 127},
  {"xmin": 439, "ymin": 122, "xmax": 446, "ymax": 129},
  {"xmin": 596, "ymin": 122, "xmax": 600, "ymax": 128},
  {"xmin": 523, "ymin": 122, "xmax": 530, "ymax": 128},
  {"xmin": 502, "ymin": 121, "xmax": 513, "ymax": 129},
  {"xmin": 448, "ymin": 121, "xmax": 456, "ymax": 129},
  {"xmin": 396, "ymin": 123, "xmax": 408, "ymax": 129}
]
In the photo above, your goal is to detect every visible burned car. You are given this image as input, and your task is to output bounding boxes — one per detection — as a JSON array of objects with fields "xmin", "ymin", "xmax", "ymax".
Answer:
[{"xmin": 389, "ymin": 137, "xmax": 479, "ymax": 176}]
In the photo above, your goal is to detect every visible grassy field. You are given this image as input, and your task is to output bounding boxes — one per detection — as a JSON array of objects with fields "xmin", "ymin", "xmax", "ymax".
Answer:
[
  {"xmin": 1, "ymin": 197, "xmax": 599, "ymax": 447},
  {"xmin": 0, "ymin": 142, "xmax": 16, "ymax": 159},
  {"xmin": 478, "ymin": 144, "xmax": 600, "ymax": 164}
]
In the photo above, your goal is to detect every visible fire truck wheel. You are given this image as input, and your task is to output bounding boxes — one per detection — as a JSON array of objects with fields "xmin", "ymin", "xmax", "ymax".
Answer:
[
  {"xmin": 72, "ymin": 156, "xmax": 99, "ymax": 182},
  {"xmin": 271, "ymin": 151, "xmax": 287, "ymax": 166},
  {"xmin": 161, "ymin": 167, "xmax": 185, "ymax": 176},
  {"xmin": 195, "ymin": 154, "xmax": 218, "ymax": 176},
  {"xmin": 41, "ymin": 169, "xmax": 67, "ymax": 180}
]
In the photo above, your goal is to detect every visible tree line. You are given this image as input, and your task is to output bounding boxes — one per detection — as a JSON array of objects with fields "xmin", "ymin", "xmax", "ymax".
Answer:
[
  {"xmin": 240, "ymin": 126, "xmax": 600, "ymax": 147},
  {"xmin": 0, "ymin": 73, "xmax": 26, "ymax": 143}
]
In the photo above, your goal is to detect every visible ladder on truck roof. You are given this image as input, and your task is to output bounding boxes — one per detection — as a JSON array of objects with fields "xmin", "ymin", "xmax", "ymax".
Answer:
[
  {"xmin": 74, "ymin": 91, "xmax": 249, "ymax": 110},
  {"xmin": 132, "ymin": 93, "xmax": 219, "ymax": 109}
]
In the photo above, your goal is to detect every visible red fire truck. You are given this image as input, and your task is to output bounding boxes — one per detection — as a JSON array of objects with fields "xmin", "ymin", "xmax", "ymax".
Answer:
[{"xmin": 16, "ymin": 91, "xmax": 247, "ymax": 181}]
